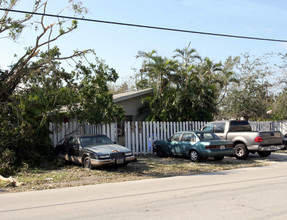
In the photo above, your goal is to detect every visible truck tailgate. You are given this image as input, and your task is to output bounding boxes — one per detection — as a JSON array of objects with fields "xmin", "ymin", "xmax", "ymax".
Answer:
[{"xmin": 259, "ymin": 131, "xmax": 283, "ymax": 145}]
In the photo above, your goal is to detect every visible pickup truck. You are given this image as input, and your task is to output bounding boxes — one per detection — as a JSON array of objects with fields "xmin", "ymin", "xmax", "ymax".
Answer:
[{"xmin": 202, "ymin": 120, "xmax": 284, "ymax": 159}]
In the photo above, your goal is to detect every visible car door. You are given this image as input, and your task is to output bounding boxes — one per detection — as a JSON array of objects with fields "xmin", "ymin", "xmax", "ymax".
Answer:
[
  {"xmin": 72, "ymin": 137, "xmax": 82, "ymax": 163},
  {"xmin": 179, "ymin": 133, "xmax": 196, "ymax": 157},
  {"xmin": 67, "ymin": 137, "xmax": 79, "ymax": 162},
  {"xmin": 213, "ymin": 123, "xmax": 226, "ymax": 140},
  {"xmin": 167, "ymin": 133, "xmax": 182, "ymax": 156}
]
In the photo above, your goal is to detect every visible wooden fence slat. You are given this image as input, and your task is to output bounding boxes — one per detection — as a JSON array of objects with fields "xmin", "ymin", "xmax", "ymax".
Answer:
[
  {"xmin": 127, "ymin": 121, "xmax": 131, "ymax": 150},
  {"xmin": 135, "ymin": 121, "xmax": 139, "ymax": 155},
  {"xmin": 142, "ymin": 122, "xmax": 146, "ymax": 155},
  {"xmin": 145, "ymin": 122, "xmax": 149, "ymax": 154}
]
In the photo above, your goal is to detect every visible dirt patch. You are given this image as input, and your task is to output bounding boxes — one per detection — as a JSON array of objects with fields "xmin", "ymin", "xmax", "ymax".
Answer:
[{"xmin": 1, "ymin": 152, "xmax": 286, "ymax": 193}]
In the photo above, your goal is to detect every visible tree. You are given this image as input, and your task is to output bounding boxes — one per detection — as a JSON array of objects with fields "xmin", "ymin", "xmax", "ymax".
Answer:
[
  {"xmin": 218, "ymin": 54, "xmax": 274, "ymax": 120},
  {"xmin": 173, "ymin": 57, "xmax": 223, "ymax": 121},
  {"xmin": 0, "ymin": 0, "xmax": 89, "ymax": 102},
  {"xmin": 0, "ymin": 0, "xmax": 124, "ymax": 174},
  {"xmin": 135, "ymin": 45, "xmax": 234, "ymax": 121},
  {"xmin": 136, "ymin": 50, "xmax": 178, "ymax": 121},
  {"xmin": 173, "ymin": 42, "xmax": 201, "ymax": 89},
  {"xmin": 73, "ymin": 58, "xmax": 124, "ymax": 124},
  {"xmin": 269, "ymin": 53, "xmax": 287, "ymax": 120},
  {"xmin": 108, "ymin": 76, "xmax": 136, "ymax": 94}
]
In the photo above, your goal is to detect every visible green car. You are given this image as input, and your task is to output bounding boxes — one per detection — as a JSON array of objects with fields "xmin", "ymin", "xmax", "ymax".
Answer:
[{"xmin": 152, "ymin": 131, "xmax": 234, "ymax": 162}]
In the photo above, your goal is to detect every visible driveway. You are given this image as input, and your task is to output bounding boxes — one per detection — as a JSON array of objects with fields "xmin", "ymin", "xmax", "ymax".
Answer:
[{"xmin": 1, "ymin": 155, "xmax": 287, "ymax": 220}]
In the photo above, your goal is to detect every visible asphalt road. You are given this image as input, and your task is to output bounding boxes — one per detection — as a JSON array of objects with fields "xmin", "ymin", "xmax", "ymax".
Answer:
[{"xmin": 1, "ymin": 161, "xmax": 287, "ymax": 220}]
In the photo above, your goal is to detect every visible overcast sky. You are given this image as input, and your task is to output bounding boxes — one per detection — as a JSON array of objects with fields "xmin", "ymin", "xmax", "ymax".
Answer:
[{"xmin": 1, "ymin": 0, "xmax": 287, "ymax": 83}]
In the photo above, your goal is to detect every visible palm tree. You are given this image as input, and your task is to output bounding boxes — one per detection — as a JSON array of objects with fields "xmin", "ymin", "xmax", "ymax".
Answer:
[
  {"xmin": 173, "ymin": 42, "xmax": 201, "ymax": 67},
  {"xmin": 136, "ymin": 50, "xmax": 177, "ymax": 95},
  {"xmin": 173, "ymin": 43, "xmax": 201, "ymax": 88}
]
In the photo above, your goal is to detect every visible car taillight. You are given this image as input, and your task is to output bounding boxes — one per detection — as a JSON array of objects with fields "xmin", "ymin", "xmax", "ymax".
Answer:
[
  {"xmin": 254, "ymin": 136, "xmax": 263, "ymax": 143},
  {"xmin": 227, "ymin": 144, "xmax": 234, "ymax": 148},
  {"xmin": 205, "ymin": 145, "xmax": 219, "ymax": 149}
]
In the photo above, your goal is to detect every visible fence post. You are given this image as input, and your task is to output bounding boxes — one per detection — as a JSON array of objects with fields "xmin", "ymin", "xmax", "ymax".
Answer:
[
  {"xmin": 139, "ymin": 122, "xmax": 143, "ymax": 155},
  {"xmin": 148, "ymin": 122, "xmax": 153, "ymax": 154},
  {"xmin": 160, "ymin": 121, "xmax": 163, "ymax": 140},
  {"xmin": 131, "ymin": 122, "xmax": 135, "ymax": 155},
  {"xmin": 142, "ymin": 122, "xmax": 146, "ymax": 155},
  {"xmin": 135, "ymin": 121, "xmax": 139, "ymax": 155},
  {"xmin": 163, "ymin": 121, "xmax": 166, "ymax": 140},
  {"xmin": 145, "ymin": 121, "xmax": 150, "ymax": 154},
  {"xmin": 127, "ymin": 121, "xmax": 131, "ymax": 150}
]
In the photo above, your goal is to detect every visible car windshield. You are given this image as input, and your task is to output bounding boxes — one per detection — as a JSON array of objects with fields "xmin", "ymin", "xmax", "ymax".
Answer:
[
  {"xmin": 79, "ymin": 136, "xmax": 114, "ymax": 147},
  {"xmin": 195, "ymin": 132, "xmax": 220, "ymax": 141}
]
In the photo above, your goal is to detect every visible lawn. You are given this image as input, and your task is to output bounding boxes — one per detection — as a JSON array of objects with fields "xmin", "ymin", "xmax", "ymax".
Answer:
[{"xmin": 1, "ymin": 152, "xmax": 286, "ymax": 193}]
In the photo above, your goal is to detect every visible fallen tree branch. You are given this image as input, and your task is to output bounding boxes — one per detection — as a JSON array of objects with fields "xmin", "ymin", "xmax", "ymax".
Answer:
[{"xmin": 0, "ymin": 175, "xmax": 23, "ymax": 187}]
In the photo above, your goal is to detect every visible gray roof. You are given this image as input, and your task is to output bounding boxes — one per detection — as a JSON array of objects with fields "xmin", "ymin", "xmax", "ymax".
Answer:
[
  {"xmin": 113, "ymin": 88, "xmax": 153, "ymax": 103},
  {"xmin": 53, "ymin": 88, "xmax": 153, "ymax": 113}
]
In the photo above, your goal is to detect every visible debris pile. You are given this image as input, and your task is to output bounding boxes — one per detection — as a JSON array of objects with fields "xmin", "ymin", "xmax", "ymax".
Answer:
[{"xmin": 0, "ymin": 175, "xmax": 23, "ymax": 187}]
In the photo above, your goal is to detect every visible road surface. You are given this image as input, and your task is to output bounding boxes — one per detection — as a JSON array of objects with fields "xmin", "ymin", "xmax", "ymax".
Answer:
[{"xmin": 1, "ymin": 161, "xmax": 287, "ymax": 220}]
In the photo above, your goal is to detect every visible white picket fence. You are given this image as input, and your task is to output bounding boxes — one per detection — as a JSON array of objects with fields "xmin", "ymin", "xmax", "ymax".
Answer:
[
  {"xmin": 250, "ymin": 121, "xmax": 287, "ymax": 134},
  {"xmin": 49, "ymin": 121, "xmax": 207, "ymax": 154},
  {"xmin": 49, "ymin": 122, "xmax": 118, "ymax": 147},
  {"xmin": 49, "ymin": 121, "xmax": 287, "ymax": 155},
  {"xmin": 124, "ymin": 121, "xmax": 206, "ymax": 155}
]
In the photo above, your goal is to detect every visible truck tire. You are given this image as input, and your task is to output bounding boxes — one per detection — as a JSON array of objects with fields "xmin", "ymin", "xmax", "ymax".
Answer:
[
  {"xmin": 257, "ymin": 151, "xmax": 271, "ymax": 157},
  {"xmin": 234, "ymin": 143, "xmax": 249, "ymax": 159}
]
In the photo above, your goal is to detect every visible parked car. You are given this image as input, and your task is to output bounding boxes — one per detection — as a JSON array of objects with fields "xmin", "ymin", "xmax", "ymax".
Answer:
[
  {"xmin": 55, "ymin": 135, "xmax": 136, "ymax": 169},
  {"xmin": 202, "ymin": 120, "xmax": 284, "ymax": 159},
  {"xmin": 152, "ymin": 131, "xmax": 234, "ymax": 162}
]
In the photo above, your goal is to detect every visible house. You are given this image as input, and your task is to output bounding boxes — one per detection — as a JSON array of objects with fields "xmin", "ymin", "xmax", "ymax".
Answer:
[
  {"xmin": 113, "ymin": 88, "xmax": 153, "ymax": 121},
  {"xmin": 53, "ymin": 88, "xmax": 153, "ymax": 123},
  {"xmin": 113, "ymin": 88, "xmax": 153, "ymax": 145}
]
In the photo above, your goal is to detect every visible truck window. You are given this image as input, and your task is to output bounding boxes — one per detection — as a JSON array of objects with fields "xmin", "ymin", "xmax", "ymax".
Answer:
[
  {"xmin": 202, "ymin": 124, "xmax": 214, "ymax": 132},
  {"xmin": 214, "ymin": 123, "xmax": 225, "ymax": 133},
  {"xmin": 229, "ymin": 120, "xmax": 252, "ymax": 132}
]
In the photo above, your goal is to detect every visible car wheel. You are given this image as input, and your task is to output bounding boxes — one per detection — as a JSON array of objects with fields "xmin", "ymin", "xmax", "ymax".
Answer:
[
  {"xmin": 190, "ymin": 150, "xmax": 200, "ymax": 162},
  {"xmin": 234, "ymin": 144, "xmax": 249, "ymax": 159},
  {"xmin": 257, "ymin": 151, "xmax": 271, "ymax": 157},
  {"xmin": 156, "ymin": 146, "xmax": 165, "ymax": 158},
  {"xmin": 214, "ymin": 156, "xmax": 224, "ymax": 161},
  {"xmin": 83, "ymin": 157, "xmax": 93, "ymax": 169}
]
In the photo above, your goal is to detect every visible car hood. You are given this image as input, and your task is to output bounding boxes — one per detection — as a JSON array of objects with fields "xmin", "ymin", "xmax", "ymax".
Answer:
[{"xmin": 84, "ymin": 144, "xmax": 131, "ymax": 154}]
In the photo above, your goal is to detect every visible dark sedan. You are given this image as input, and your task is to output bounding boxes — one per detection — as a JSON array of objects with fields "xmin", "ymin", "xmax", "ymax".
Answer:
[
  {"xmin": 56, "ymin": 135, "xmax": 136, "ymax": 169},
  {"xmin": 152, "ymin": 131, "xmax": 234, "ymax": 162}
]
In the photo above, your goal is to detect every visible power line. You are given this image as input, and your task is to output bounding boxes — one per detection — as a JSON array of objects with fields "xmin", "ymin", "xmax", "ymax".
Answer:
[{"xmin": 1, "ymin": 7, "xmax": 287, "ymax": 43}]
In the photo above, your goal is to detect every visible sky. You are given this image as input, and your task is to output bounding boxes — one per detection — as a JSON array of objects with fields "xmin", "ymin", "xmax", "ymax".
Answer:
[{"xmin": 1, "ymin": 0, "xmax": 287, "ymax": 83}]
